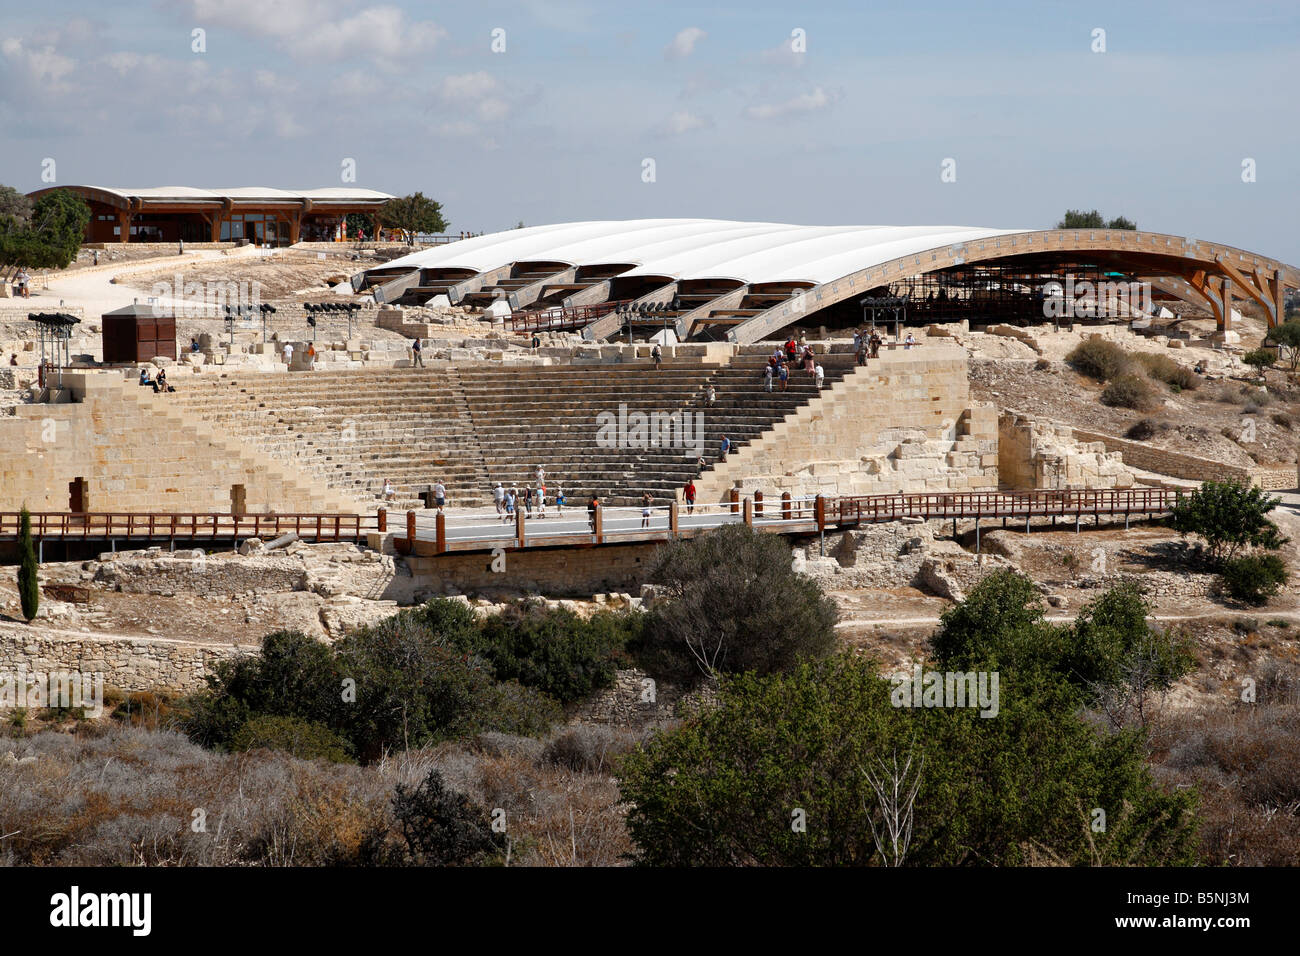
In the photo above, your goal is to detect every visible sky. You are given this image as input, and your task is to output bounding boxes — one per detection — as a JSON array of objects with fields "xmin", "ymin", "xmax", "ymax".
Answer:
[{"xmin": 1, "ymin": 0, "xmax": 1297, "ymax": 261}]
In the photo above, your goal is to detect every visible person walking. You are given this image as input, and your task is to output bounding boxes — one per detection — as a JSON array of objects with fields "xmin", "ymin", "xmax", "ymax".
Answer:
[
  {"xmin": 493, "ymin": 482, "xmax": 505, "ymax": 516},
  {"xmin": 433, "ymin": 480, "xmax": 446, "ymax": 513},
  {"xmin": 869, "ymin": 330, "xmax": 882, "ymax": 359},
  {"xmin": 641, "ymin": 492, "xmax": 653, "ymax": 529},
  {"xmin": 504, "ymin": 487, "xmax": 516, "ymax": 522},
  {"xmin": 719, "ymin": 435, "xmax": 731, "ymax": 460},
  {"xmin": 651, "ymin": 343, "xmax": 662, "ymax": 370},
  {"xmin": 764, "ymin": 362, "xmax": 774, "ymax": 392},
  {"xmin": 587, "ymin": 495, "xmax": 599, "ymax": 534},
  {"xmin": 705, "ymin": 383, "xmax": 716, "ymax": 406},
  {"xmin": 785, "ymin": 337, "xmax": 797, "ymax": 366},
  {"xmin": 306, "ymin": 342, "xmax": 317, "ymax": 369},
  {"xmin": 412, "ymin": 337, "xmax": 424, "ymax": 367},
  {"xmin": 537, "ymin": 484, "xmax": 547, "ymax": 518},
  {"xmin": 282, "ymin": 341, "xmax": 293, "ymax": 367},
  {"xmin": 684, "ymin": 479, "xmax": 697, "ymax": 514},
  {"xmin": 814, "ymin": 362, "xmax": 825, "ymax": 388},
  {"xmin": 554, "ymin": 483, "xmax": 565, "ymax": 515},
  {"xmin": 904, "ymin": 331, "xmax": 916, "ymax": 350},
  {"xmin": 535, "ymin": 465, "xmax": 545, "ymax": 486},
  {"xmin": 778, "ymin": 361, "xmax": 789, "ymax": 391},
  {"xmin": 523, "ymin": 485, "xmax": 533, "ymax": 518},
  {"xmin": 383, "ymin": 478, "xmax": 396, "ymax": 501}
]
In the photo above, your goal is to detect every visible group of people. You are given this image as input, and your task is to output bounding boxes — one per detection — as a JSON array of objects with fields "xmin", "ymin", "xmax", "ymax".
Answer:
[
  {"xmin": 138, "ymin": 367, "xmax": 175, "ymax": 393},
  {"xmin": 766, "ymin": 337, "xmax": 824, "ymax": 391},
  {"xmin": 282, "ymin": 341, "xmax": 317, "ymax": 369},
  {"xmin": 854, "ymin": 328, "xmax": 884, "ymax": 365},
  {"xmin": 494, "ymin": 467, "xmax": 564, "ymax": 522}
]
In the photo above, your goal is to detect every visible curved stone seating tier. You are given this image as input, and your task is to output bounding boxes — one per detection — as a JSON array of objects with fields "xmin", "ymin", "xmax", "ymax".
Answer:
[{"xmin": 166, "ymin": 356, "xmax": 855, "ymax": 507}]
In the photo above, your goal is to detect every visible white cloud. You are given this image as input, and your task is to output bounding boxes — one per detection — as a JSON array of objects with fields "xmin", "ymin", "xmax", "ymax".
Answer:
[
  {"xmin": 664, "ymin": 27, "xmax": 705, "ymax": 60},
  {"xmin": 171, "ymin": 1, "xmax": 445, "ymax": 62},
  {"xmin": 658, "ymin": 110, "xmax": 711, "ymax": 136},
  {"xmin": 2, "ymin": 38, "xmax": 76, "ymax": 90},
  {"xmin": 437, "ymin": 72, "xmax": 512, "ymax": 123},
  {"xmin": 759, "ymin": 41, "xmax": 807, "ymax": 70},
  {"xmin": 744, "ymin": 86, "xmax": 837, "ymax": 120}
]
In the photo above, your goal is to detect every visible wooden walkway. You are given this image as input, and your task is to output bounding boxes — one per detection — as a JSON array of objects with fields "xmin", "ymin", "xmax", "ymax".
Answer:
[{"xmin": 2, "ymin": 488, "xmax": 1183, "ymax": 560}]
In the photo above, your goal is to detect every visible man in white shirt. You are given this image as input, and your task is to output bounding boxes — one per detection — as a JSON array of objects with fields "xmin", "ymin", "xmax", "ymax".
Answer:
[
  {"xmin": 283, "ymin": 342, "xmax": 293, "ymax": 366},
  {"xmin": 814, "ymin": 363, "xmax": 825, "ymax": 388},
  {"xmin": 493, "ymin": 482, "xmax": 505, "ymax": 516}
]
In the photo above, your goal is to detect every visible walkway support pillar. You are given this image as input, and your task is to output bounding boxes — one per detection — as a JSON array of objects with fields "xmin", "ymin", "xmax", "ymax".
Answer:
[
  {"xmin": 729, "ymin": 488, "xmax": 740, "ymax": 514},
  {"xmin": 782, "ymin": 492, "xmax": 792, "ymax": 521},
  {"xmin": 669, "ymin": 500, "xmax": 679, "ymax": 538},
  {"xmin": 406, "ymin": 510, "xmax": 416, "ymax": 548},
  {"xmin": 754, "ymin": 490, "xmax": 763, "ymax": 517},
  {"xmin": 593, "ymin": 502, "xmax": 603, "ymax": 544},
  {"xmin": 435, "ymin": 511, "xmax": 446, "ymax": 554},
  {"xmin": 743, "ymin": 497, "xmax": 753, "ymax": 527},
  {"xmin": 516, "ymin": 506, "xmax": 526, "ymax": 549},
  {"xmin": 815, "ymin": 494, "xmax": 826, "ymax": 556},
  {"xmin": 377, "ymin": 508, "xmax": 387, "ymax": 533}
]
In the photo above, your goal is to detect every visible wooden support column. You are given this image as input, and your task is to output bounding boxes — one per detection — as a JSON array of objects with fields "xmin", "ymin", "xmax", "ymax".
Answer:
[
  {"xmin": 669, "ymin": 500, "xmax": 679, "ymax": 537},
  {"xmin": 435, "ymin": 511, "xmax": 446, "ymax": 554},
  {"xmin": 515, "ymin": 506, "xmax": 526, "ymax": 549},
  {"xmin": 754, "ymin": 490, "xmax": 763, "ymax": 517},
  {"xmin": 593, "ymin": 502, "xmax": 604, "ymax": 544},
  {"xmin": 117, "ymin": 209, "xmax": 131, "ymax": 243},
  {"xmin": 376, "ymin": 508, "xmax": 387, "ymax": 533},
  {"xmin": 814, "ymin": 495, "xmax": 826, "ymax": 532},
  {"xmin": 782, "ymin": 492, "xmax": 792, "ymax": 520},
  {"xmin": 729, "ymin": 488, "xmax": 740, "ymax": 514},
  {"xmin": 743, "ymin": 497, "xmax": 753, "ymax": 527},
  {"xmin": 406, "ymin": 510, "xmax": 416, "ymax": 547},
  {"xmin": 1220, "ymin": 275, "xmax": 1233, "ymax": 333}
]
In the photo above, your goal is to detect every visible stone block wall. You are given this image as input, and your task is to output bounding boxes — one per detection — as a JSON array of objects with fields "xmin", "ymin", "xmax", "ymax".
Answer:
[
  {"xmin": 406, "ymin": 541, "xmax": 661, "ymax": 597},
  {"xmin": 0, "ymin": 372, "xmax": 360, "ymax": 513},
  {"xmin": 999, "ymin": 412, "xmax": 1136, "ymax": 490},
  {"xmin": 693, "ymin": 346, "xmax": 999, "ymax": 502}
]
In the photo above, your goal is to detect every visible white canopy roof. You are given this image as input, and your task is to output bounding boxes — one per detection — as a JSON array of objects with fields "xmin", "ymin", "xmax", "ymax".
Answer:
[
  {"xmin": 373, "ymin": 219, "xmax": 1025, "ymax": 285},
  {"xmin": 77, "ymin": 186, "xmax": 393, "ymax": 204}
]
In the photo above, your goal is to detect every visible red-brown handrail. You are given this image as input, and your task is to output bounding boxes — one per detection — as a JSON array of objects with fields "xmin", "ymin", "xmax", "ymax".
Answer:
[
  {"xmin": 508, "ymin": 299, "xmax": 635, "ymax": 334},
  {"xmin": 0, "ymin": 512, "xmax": 376, "ymax": 542}
]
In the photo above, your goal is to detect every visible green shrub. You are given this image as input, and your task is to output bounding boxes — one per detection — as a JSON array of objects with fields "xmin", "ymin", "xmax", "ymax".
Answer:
[
  {"xmin": 1066, "ymin": 339, "xmax": 1131, "ymax": 381},
  {"xmin": 456, "ymin": 601, "xmax": 636, "ymax": 704},
  {"xmin": 634, "ymin": 524, "xmax": 837, "ymax": 686},
  {"xmin": 17, "ymin": 507, "xmax": 38, "ymax": 622},
  {"xmin": 1221, "ymin": 553, "xmax": 1289, "ymax": 606},
  {"xmin": 232, "ymin": 714, "xmax": 352, "ymax": 762},
  {"xmin": 1169, "ymin": 480, "xmax": 1286, "ymax": 563},
  {"xmin": 391, "ymin": 769, "xmax": 505, "ymax": 866},
  {"xmin": 1100, "ymin": 374, "xmax": 1155, "ymax": 410},
  {"xmin": 1243, "ymin": 349, "xmax": 1274, "ymax": 378}
]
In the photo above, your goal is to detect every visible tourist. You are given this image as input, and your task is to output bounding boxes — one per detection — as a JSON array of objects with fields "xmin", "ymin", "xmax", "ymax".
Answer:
[
  {"xmin": 696, "ymin": 454, "xmax": 707, "ymax": 474},
  {"xmin": 412, "ymin": 337, "xmax": 424, "ymax": 367},
  {"xmin": 523, "ymin": 485, "xmax": 533, "ymax": 518},
  {"xmin": 770, "ymin": 346, "xmax": 783, "ymax": 367},
  {"xmin": 764, "ymin": 363, "xmax": 774, "ymax": 392},
  {"xmin": 16, "ymin": 270, "xmax": 30, "ymax": 298},
  {"xmin": 494, "ymin": 482, "xmax": 505, "ymax": 517},
  {"xmin": 705, "ymin": 383, "xmax": 716, "ymax": 406},
  {"xmin": 283, "ymin": 342, "xmax": 293, "ymax": 367},
  {"xmin": 190, "ymin": 337, "xmax": 201, "ymax": 353},
  {"xmin": 138, "ymin": 368, "xmax": 152, "ymax": 387},
  {"xmin": 537, "ymin": 484, "xmax": 547, "ymax": 518},
  {"xmin": 153, "ymin": 369, "xmax": 174, "ymax": 393},
  {"xmin": 8, "ymin": 354, "xmax": 17, "ymax": 366},
  {"xmin": 869, "ymin": 330, "xmax": 882, "ymax": 358},
  {"xmin": 641, "ymin": 492, "xmax": 653, "ymax": 529},
  {"xmin": 720, "ymin": 435, "xmax": 731, "ymax": 460},
  {"xmin": 803, "ymin": 346, "xmax": 816, "ymax": 377},
  {"xmin": 856, "ymin": 331, "xmax": 868, "ymax": 367},
  {"xmin": 785, "ymin": 337, "xmax": 797, "ymax": 365},
  {"xmin": 383, "ymin": 478, "xmax": 396, "ymax": 501},
  {"xmin": 306, "ymin": 343, "xmax": 317, "ymax": 369},
  {"xmin": 587, "ymin": 495, "xmax": 599, "ymax": 533},
  {"xmin": 904, "ymin": 332, "xmax": 916, "ymax": 350},
  {"xmin": 651, "ymin": 343, "xmax": 662, "ymax": 370},
  {"xmin": 852, "ymin": 328, "xmax": 862, "ymax": 354},
  {"xmin": 92, "ymin": 250, "xmax": 99, "ymax": 266},
  {"xmin": 504, "ymin": 487, "xmax": 516, "ymax": 521},
  {"xmin": 778, "ymin": 361, "xmax": 789, "ymax": 391},
  {"xmin": 535, "ymin": 465, "xmax": 545, "ymax": 486},
  {"xmin": 554, "ymin": 483, "xmax": 565, "ymax": 514},
  {"xmin": 433, "ymin": 480, "xmax": 446, "ymax": 513},
  {"xmin": 532, "ymin": 333, "xmax": 540, "ymax": 351},
  {"xmin": 684, "ymin": 479, "xmax": 697, "ymax": 514},
  {"xmin": 814, "ymin": 363, "xmax": 825, "ymax": 388}
]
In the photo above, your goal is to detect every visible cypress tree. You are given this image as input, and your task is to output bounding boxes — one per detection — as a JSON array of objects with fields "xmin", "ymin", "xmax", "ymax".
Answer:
[{"xmin": 17, "ymin": 506, "xmax": 38, "ymax": 622}]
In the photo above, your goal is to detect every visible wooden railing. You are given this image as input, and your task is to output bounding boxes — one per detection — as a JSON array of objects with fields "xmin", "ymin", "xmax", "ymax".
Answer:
[
  {"xmin": 508, "ymin": 299, "xmax": 633, "ymax": 334},
  {"xmin": 833, "ymin": 488, "xmax": 1183, "ymax": 525},
  {"xmin": 0, "ymin": 512, "xmax": 375, "ymax": 542}
]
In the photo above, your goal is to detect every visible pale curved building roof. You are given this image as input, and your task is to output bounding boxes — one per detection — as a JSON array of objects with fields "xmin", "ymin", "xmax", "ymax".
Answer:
[
  {"xmin": 41, "ymin": 186, "xmax": 394, "ymax": 204},
  {"xmin": 374, "ymin": 219, "xmax": 1026, "ymax": 285}
]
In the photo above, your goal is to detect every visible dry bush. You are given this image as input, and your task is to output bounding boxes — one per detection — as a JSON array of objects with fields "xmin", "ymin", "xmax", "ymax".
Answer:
[
  {"xmin": 541, "ymin": 725, "xmax": 645, "ymax": 775},
  {"xmin": 1066, "ymin": 339, "xmax": 1132, "ymax": 381},
  {"xmin": 1124, "ymin": 418, "xmax": 1158, "ymax": 441},
  {"xmin": 1134, "ymin": 352, "xmax": 1198, "ymax": 390},
  {"xmin": 1100, "ymin": 374, "xmax": 1156, "ymax": 410}
]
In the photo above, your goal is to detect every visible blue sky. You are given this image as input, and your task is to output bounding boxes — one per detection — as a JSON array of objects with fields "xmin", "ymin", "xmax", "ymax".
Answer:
[{"xmin": 1, "ymin": 0, "xmax": 1297, "ymax": 260}]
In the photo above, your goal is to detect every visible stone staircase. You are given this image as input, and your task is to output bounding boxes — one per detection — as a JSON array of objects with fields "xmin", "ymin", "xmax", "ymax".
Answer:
[{"xmin": 165, "ymin": 350, "xmax": 858, "ymax": 507}]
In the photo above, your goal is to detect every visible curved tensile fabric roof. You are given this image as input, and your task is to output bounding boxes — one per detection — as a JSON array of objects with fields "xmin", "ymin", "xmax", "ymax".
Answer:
[{"xmin": 373, "ymin": 219, "xmax": 1026, "ymax": 285}]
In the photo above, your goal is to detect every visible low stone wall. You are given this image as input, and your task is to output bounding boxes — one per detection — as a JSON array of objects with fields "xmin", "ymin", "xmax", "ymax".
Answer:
[
  {"xmin": 1071, "ymin": 427, "xmax": 1294, "ymax": 489},
  {"xmin": 407, "ymin": 542, "xmax": 663, "ymax": 598},
  {"xmin": 0, "ymin": 627, "xmax": 248, "ymax": 695},
  {"xmin": 92, "ymin": 553, "xmax": 308, "ymax": 597}
]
